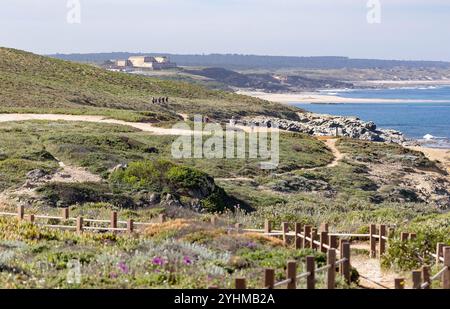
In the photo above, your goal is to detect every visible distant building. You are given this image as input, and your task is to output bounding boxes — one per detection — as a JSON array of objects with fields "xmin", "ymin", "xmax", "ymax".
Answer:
[{"xmin": 107, "ymin": 55, "xmax": 176, "ymax": 71}]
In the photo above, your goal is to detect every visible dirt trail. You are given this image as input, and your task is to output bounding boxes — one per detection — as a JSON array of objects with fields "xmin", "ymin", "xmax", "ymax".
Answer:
[
  {"xmin": 350, "ymin": 242, "xmax": 402, "ymax": 289},
  {"xmin": 323, "ymin": 138, "xmax": 344, "ymax": 168},
  {"xmin": 0, "ymin": 114, "xmax": 197, "ymax": 136},
  {"xmin": 352, "ymin": 256, "xmax": 399, "ymax": 289},
  {"xmin": 48, "ymin": 161, "xmax": 101, "ymax": 183}
]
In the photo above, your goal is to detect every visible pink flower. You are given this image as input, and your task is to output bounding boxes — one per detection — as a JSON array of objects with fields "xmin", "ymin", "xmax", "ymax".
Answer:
[
  {"xmin": 183, "ymin": 256, "xmax": 192, "ymax": 265},
  {"xmin": 118, "ymin": 261, "xmax": 129, "ymax": 274},
  {"xmin": 152, "ymin": 257, "xmax": 164, "ymax": 266}
]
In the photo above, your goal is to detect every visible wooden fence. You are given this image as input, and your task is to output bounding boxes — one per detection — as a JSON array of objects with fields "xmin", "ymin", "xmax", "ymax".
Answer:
[
  {"xmin": 229, "ymin": 243, "xmax": 351, "ymax": 289},
  {"xmin": 394, "ymin": 245, "xmax": 450, "ymax": 289},
  {"xmin": 1, "ymin": 207, "xmax": 449, "ymax": 289},
  {"xmin": 0, "ymin": 205, "xmax": 165, "ymax": 234}
]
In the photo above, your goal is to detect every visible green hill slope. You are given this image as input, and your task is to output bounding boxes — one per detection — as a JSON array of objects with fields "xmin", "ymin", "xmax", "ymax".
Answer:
[{"xmin": 0, "ymin": 47, "xmax": 299, "ymax": 122}]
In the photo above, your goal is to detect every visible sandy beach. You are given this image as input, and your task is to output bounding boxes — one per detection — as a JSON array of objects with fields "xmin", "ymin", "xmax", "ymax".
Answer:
[
  {"xmin": 357, "ymin": 79, "xmax": 450, "ymax": 87},
  {"xmin": 238, "ymin": 90, "xmax": 450, "ymax": 104}
]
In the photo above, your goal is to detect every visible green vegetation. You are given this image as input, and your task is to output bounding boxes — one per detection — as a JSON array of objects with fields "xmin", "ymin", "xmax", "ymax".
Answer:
[
  {"xmin": 0, "ymin": 47, "xmax": 300, "ymax": 122},
  {"xmin": 0, "ymin": 218, "xmax": 355, "ymax": 288},
  {"xmin": 337, "ymin": 138, "xmax": 446, "ymax": 174},
  {"xmin": 382, "ymin": 212, "xmax": 450, "ymax": 271}
]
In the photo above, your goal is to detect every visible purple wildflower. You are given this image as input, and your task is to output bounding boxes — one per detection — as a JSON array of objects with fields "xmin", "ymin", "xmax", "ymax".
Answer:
[
  {"xmin": 152, "ymin": 257, "xmax": 164, "ymax": 266},
  {"xmin": 246, "ymin": 241, "xmax": 257, "ymax": 249},
  {"xmin": 118, "ymin": 261, "xmax": 129, "ymax": 274},
  {"xmin": 183, "ymin": 256, "xmax": 192, "ymax": 265},
  {"xmin": 110, "ymin": 272, "xmax": 118, "ymax": 279}
]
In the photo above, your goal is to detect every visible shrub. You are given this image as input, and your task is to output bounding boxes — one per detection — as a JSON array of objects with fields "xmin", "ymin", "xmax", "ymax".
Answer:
[
  {"xmin": 110, "ymin": 159, "xmax": 240, "ymax": 212},
  {"xmin": 382, "ymin": 213, "xmax": 450, "ymax": 270},
  {"xmin": 36, "ymin": 182, "xmax": 133, "ymax": 208}
]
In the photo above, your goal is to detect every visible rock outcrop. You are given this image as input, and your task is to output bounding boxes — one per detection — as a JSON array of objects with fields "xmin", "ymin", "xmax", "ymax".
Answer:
[{"xmin": 243, "ymin": 113, "xmax": 407, "ymax": 144}]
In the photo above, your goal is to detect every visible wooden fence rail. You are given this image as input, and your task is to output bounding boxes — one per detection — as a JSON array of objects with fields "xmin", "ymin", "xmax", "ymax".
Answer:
[
  {"xmin": 3, "ymin": 207, "xmax": 449, "ymax": 289},
  {"xmin": 395, "ymin": 246, "xmax": 450, "ymax": 289},
  {"xmin": 0, "ymin": 206, "xmax": 160, "ymax": 234},
  {"xmin": 234, "ymin": 244, "xmax": 351, "ymax": 290}
]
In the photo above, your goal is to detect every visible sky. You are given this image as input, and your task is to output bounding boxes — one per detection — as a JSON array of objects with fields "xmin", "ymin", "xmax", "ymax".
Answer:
[{"xmin": 0, "ymin": 0, "xmax": 449, "ymax": 61}]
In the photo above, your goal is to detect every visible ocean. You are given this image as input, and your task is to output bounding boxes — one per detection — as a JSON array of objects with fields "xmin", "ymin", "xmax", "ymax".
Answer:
[{"xmin": 295, "ymin": 86, "xmax": 450, "ymax": 148}]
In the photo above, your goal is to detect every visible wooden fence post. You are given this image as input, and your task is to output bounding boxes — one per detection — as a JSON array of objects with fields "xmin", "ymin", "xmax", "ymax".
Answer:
[
  {"xmin": 342, "ymin": 242, "xmax": 351, "ymax": 284},
  {"xmin": 110, "ymin": 211, "xmax": 118, "ymax": 229},
  {"xmin": 436, "ymin": 243, "xmax": 444, "ymax": 266},
  {"xmin": 379, "ymin": 224, "xmax": 386, "ymax": 257},
  {"xmin": 320, "ymin": 223, "xmax": 329, "ymax": 233},
  {"xmin": 311, "ymin": 228, "xmax": 318, "ymax": 250},
  {"xmin": 394, "ymin": 278, "xmax": 405, "ymax": 289},
  {"xmin": 421, "ymin": 266, "xmax": 431, "ymax": 289},
  {"xmin": 127, "ymin": 219, "xmax": 134, "ymax": 234},
  {"xmin": 210, "ymin": 216, "xmax": 217, "ymax": 226},
  {"xmin": 400, "ymin": 232, "xmax": 409, "ymax": 242},
  {"xmin": 158, "ymin": 214, "xmax": 166, "ymax": 223},
  {"xmin": 264, "ymin": 219, "xmax": 272, "ymax": 234},
  {"xmin": 320, "ymin": 231, "xmax": 328, "ymax": 253},
  {"xmin": 28, "ymin": 214, "xmax": 35, "ymax": 224},
  {"xmin": 306, "ymin": 256, "xmax": 315, "ymax": 289},
  {"xmin": 282, "ymin": 222, "xmax": 289, "ymax": 245},
  {"xmin": 287, "ymin": 261, "xmax": 297, "ymax": 289},
  {"xmin": 76, "ymin": 217, "xmax": 83, "ymax": 233},
  {"xmin": 17, "ymin": 205, "xmax": 24, "ymax": 221},
  {"xmin": 369, "ymin": 224, "xmax": 376, "ymax": 258},
  {"xmin": 264, "ymin": 268, "xmax": 275, "ymax": 289},
  {"xmin": 235, "ymin": 278, "xmax": 247, "ymax": 289},
  {"xmin": 303, "ymin": 225, "xmax": 312, "ymax": 248},
  {"xmin": 443, "ymin": 247, "xmax": 450, "ymax": 289},
  {"xmin": 295, "ymin": 223, "xmax": 302, "ymax": 249},
  {"xmin": 327, "ymin": 249, "xmax": 336, "ymax": 289},
  {"xmin": 339, "ymin": 239, "xmax": 345, "ymax": 275},
  {"xmin": 412, "ymin": 270, "xmax": 422, "ymax": 289},
  {"xmin": 329, "ymin": 235, "xmax": 338, "ymax": 250},
  {"xmin": 61, "ymin": 208, "xmax": 69, "ymax": 220}
]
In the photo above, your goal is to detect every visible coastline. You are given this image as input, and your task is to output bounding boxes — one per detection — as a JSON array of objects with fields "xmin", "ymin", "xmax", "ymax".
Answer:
[{"xmin": 237, "ymin": 90, "xmax": 450, "ymax": 104}]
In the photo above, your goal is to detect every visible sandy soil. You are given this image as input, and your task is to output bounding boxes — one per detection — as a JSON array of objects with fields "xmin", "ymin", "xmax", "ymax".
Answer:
[
  {"xmin": 323, "ymin": 139, "xmax": 344, "ymax": 168},
  {"xmin": 237, "ymin": 90, "xmax": 450, "ymax": 104},
  {"xmin": 408, "ymin": 146, "xmax": 450, "ymax": 175},
  {"xmin": 49, "ymin": 161, "xmax": 102, "ymax": 183}
]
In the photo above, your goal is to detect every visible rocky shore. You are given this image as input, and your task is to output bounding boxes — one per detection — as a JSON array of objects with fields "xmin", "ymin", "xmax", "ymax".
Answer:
[{"xmin": 244, "ymin": 112, "xmax": 408, "ymax": 144}]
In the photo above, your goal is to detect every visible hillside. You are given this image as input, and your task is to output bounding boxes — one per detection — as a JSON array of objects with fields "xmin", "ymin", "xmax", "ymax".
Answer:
[
  {"xmin": 183, "ymin": 67, "xmax": 353, "ymax": 92},
  {"xmin": 0, "ymin": 47, "xmax": 299, "ymax": 122}
]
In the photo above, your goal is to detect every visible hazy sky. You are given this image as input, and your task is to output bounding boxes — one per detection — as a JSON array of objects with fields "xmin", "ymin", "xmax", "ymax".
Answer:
[{"xmin": 1, "ymin": 0, "xmax": 449, "ymax": 61}]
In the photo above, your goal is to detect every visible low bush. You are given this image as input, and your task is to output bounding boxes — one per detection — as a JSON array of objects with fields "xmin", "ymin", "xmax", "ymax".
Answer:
[{"xmin": 36, "ymin": 182, "xmax": 134, "ymax": 208}]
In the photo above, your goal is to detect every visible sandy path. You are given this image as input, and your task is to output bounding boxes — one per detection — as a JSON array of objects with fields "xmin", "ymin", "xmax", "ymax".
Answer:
[
  {"xmin": 352, "ymin": 255, "xmax": 399, "ymax": 289},
  {"xmin": 323, "ymin": 139, "xmax": 344, "ymax": 168},
  {"xmin": 0, "ymin": 114, "xmax": 198, "ymax": 136}
]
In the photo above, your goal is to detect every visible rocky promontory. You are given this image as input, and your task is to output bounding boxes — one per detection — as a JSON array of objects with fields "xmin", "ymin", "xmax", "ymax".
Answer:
[{"xmin": 243, "ymin": 112, "xmax": 407, "ymax": 144}]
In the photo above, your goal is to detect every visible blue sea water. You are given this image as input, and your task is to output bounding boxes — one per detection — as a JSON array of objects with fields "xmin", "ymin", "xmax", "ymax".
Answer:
[{"xmin": 295, "ymin": 86, "xmax": 450, "ymax": 148}]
